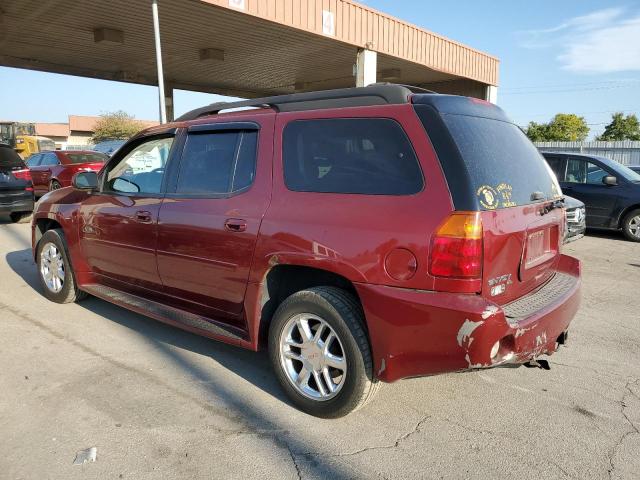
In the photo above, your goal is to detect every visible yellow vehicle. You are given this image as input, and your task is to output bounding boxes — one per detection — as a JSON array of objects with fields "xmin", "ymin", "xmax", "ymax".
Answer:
[{"xmin": 0, "ymin": 122, "xmax": 55, "ymax": 159}]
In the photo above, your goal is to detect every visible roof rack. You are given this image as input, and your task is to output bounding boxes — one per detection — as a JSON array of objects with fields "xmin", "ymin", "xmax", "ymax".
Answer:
[{"xmin": 176, "ymin": 83, "xmax": 436, "ymax": 121}]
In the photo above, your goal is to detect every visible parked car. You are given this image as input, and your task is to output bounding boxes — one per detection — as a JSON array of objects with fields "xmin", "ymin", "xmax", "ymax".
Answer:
[
  {"xmin": 542, "ymin": 152, "xmax": 640, "ymax": 241},
  {"xmin": 629, "ymin": 165, "xmax": 640, "ymax": 175},
  {"xmin": 0, "ymin": 143, "xmax": 34, "ymax": 223},
  {"xmin": 25, "ymin": 150, "xmax": 108, "ymax": 197},
  {"xmin": 32, "ymin": 85, "xmax": 581, "ymax": 417},
  {"xmin": 564, "ymin": 195, "xmax": 586, "ymax": 243},
  {"xmin": 92, "ymin": 139, "xmax": 127, "ymax": 157}
]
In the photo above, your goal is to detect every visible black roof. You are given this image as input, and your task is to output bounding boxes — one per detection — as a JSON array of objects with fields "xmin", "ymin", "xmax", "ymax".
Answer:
[{"xmin": 176, "ymin": 83, "xmax": 435, "ymax": 121}]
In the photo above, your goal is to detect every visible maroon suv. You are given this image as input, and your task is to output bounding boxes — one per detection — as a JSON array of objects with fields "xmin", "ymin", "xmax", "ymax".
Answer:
[{"xmin": 31, "ymin": 85, "xmax": 581, "ymax": 417}]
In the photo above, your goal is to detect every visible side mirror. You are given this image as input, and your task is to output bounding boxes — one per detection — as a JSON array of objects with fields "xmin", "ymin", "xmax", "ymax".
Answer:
[
  {"xmin": 602, "ymin": 175, "xmax": 618, "ymax": 186},
  {"xmin": 73, "ymin": 171, "xmax": 98, "ymax": 190}
]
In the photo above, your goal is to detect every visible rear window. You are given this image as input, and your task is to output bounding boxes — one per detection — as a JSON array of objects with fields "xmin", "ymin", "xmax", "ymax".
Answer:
[
  {"xmin": 0, "ymin": 146, "xmax": 24, "ymax": 169},
  {"xmin": 283, "ymin": 118, "xmax": 423, "ymax": 195},
  {"xmin": 442, "ymin": 115, "xmax": 560, "ymax": 209},
  {"xmin": 65, "ymin": 153, "xmax": 108, "ymax": 164}
]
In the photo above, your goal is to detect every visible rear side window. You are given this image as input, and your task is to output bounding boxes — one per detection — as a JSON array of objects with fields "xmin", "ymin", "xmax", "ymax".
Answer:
[
  {"xmin": 425, "ymin": 112, "xmax": 561, "ymax": 210},
  {"xmin": 283, "ymin": 118, "xmax": 423, "ymax": 195},
  {"xmin": 65, "ymin": 153, "xmax": 108, "ymax": 164},
  {"xmin": 40, "ymin": 153, "xmax": 60, "ymax": 166},
  {"xmin": 176, "ymin": 131, "xmax": 257, "ymax": 195}
]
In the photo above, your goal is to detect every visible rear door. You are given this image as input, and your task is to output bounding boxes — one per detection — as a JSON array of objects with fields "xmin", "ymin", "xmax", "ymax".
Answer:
[
  {"xmin": 26, "ymin": 153, "xmax": 46, "ymax": 195},
  {"xmin": 38, "ymin": 152, "xmax": 60, "ymax": 192},
  {"xmin": 156, "ymin": 117, "xmax": 274, "ymax": 327},
  {"xmin": 416, "ymin": 103, "xmax": 564, "ymax": 304}
]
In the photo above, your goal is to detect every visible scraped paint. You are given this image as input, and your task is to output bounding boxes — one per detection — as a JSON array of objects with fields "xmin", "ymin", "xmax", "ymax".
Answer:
[{"xmin": 456, "ymin": 319, "xmax": 484, "ymax": 347}]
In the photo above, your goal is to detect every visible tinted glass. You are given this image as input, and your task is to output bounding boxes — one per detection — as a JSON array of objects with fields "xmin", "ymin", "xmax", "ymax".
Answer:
[
  {"xmin": 65, "ymin": 153, "xmax": 108, "ymax": 164},
  {"xmin": 565, "ymin": 158, "xmax": 586, "ymax": 183},
  {"xmin": 40, "ymin": 153, "xmax": 59, "ymax": 166},
  {"xmin": 283, "ymin": 119, "xmax": 423, "ymax": 195},
  {"xmin": 586, "ymin": 162, "xmax": 609, "ymax": 184},
  {"xmin": 107, "ymin": 137, "xmax": 173, "ymax": 194},
  {"xmin": 0, "ymin": 146, "xmax": 24, "ymax": 169},
  {"xmin": 176, "ymin": 131, "xmax": 257, "ymax": 195},
  {"xmin": 544, "ymin": 155, "xmax": 565, "ymax": 180},
  {"xmin": 440, "ymin": 114, "xmax": 561, "ymax": 209},
  {"xmin": 26, "ymin": 154, "xmax": 42, "ymax": 167}
]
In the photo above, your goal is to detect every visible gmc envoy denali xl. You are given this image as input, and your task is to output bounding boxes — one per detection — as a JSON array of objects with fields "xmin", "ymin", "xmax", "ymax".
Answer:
[{"xmin": 31, "ymin": 85, "xmax": 581, "ymax": 417}]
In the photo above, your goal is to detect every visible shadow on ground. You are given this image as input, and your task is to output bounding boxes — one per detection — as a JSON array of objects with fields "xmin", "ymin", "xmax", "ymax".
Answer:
[{"xmin": 6, "ymin": 243, "xmax": 356, "ymax": 478}]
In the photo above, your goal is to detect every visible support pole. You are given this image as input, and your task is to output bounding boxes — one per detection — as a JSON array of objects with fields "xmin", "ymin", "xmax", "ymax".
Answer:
[
  {"xmin": 355, "ymin": 48, "xmax": 377, "ymax": 87},
  {"xmin": 485, "ymin": 85, "xmax": 498, "ymax": 104},
  {"xmin": 152, "ymin": 0, "xmax": 167, "ymax": 124}
]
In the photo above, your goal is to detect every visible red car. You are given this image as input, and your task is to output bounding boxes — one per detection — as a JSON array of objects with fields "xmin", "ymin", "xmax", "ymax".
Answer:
[
  {"xmin": 31, "ymin": 85, "xmax": 581, "ymax": 418},
  {"xmin": 26, "ymin": 150, "xmax": 107, "ymax": 197}
]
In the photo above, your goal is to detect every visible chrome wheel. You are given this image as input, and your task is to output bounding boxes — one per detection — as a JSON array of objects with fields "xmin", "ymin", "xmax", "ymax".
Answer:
[
  {"xmin": 40, "ymin": 242, "xmax": 65, "ymax": 293},
  {"xmin": 279, "ymin": 313, "xmax": 347, "ymax": 401},
  {"xmin": 628, "ymin": 215, "xmax": 640, "ymax": 239}
]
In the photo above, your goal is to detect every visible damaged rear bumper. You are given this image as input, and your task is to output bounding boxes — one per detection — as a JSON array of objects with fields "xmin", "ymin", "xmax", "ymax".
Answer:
[{"xmin": 355, "ymin": 254, "xmax": 581, "ymax": 383}]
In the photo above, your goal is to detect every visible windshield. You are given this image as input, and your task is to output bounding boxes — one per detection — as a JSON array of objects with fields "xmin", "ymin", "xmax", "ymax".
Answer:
[
  {"xmin": 65, "ymin": 153, "xmax": 108, "ymax": 164},
  {"xmin": 600, "ymin": 158, "xmax": 640, "ymax": 183},
  {"xmin": 439, "ymin": 114, "xmax": 561, "ymax": 210}
]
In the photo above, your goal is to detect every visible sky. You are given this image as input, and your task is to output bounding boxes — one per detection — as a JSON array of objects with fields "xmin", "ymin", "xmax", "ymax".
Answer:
[{"xmin": 1, "ymin": 0, "xmax": 639, "ymax": 139}]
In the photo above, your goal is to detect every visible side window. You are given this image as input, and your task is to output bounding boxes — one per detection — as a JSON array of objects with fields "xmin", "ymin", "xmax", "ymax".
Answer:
[
  {"xmin": 41, "ymin": 153, "xmax": 59, "ymax": 166},
  {"xmin": 283, "ymin": 118, "xmax": 423, "ymax": 195},
  {"xmin": 565, "ymin": 157, "xmax": 587, "ymax": 184},
  {"xmin": 175, "ymin": 130, "xmax": 258, "ymax": 195},
  {"xmin": 586, "ymin": 162, "xmax": 609, "ymax": 185},
  {"xmin": 26, "ymin": 154, "xmax": 42, "ymax": 167},
  {"xmin": 544, "ymin": 156, "xmax": 565, "ymax": 181},
  {"xmin": 106, "ymin": 136, "xmax": 173, "ymax": 194}
]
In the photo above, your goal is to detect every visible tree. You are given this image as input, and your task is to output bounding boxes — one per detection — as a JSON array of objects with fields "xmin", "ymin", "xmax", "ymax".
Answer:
[
  {"xmin": 91, "ymin": 111, "xmax": 145, "ymax": 143},
  {"xmin": 597, "ymin": 112, "xmax": 640, "ymax": 141},
  {"xmin": 525, "ymin": 113, "xmax": 589, "ymax": 142}
]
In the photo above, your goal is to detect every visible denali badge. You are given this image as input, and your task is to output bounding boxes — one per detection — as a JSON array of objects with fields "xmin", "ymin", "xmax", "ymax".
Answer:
[{"xmin": 488, "ymin": 273, "xmax": 512, "ymax": 296}]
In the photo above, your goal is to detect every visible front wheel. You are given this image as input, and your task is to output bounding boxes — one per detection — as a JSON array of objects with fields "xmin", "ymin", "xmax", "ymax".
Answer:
[
  {"xmin": 36, "ymin": 229, "xmax": 87, "ymax": 303},
  {"xmin": 268, "ymin": 287, "xmax": 379, "ymax": 418},
  {"xmin": 622, "ymin": 209, "xmax": 640, "ymax": 242},
  {"xmin": 50, "ymin": 180, "xmax": 62, "ymax": 191}
]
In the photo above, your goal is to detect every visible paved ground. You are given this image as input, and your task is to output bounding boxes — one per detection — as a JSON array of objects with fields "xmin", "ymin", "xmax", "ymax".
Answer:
[{"xmin": 0, "ymin": 217, "xmax": 638, "ymax": 480}]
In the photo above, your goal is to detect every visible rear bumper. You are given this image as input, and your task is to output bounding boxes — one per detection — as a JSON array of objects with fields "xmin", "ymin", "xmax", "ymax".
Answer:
[
  {"xmin": 0, "ymin": 194, "xmax": 34, "ymax": 214},
  {"xmin": 355, "ymin": 254, "xmax": 581, "ymax": 382}
]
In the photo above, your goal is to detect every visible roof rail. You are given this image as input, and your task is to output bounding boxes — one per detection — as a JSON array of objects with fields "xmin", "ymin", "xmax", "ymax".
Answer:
[{"xmin": 176, "ymin": 83, "xmax": 432, "ymax": 121}]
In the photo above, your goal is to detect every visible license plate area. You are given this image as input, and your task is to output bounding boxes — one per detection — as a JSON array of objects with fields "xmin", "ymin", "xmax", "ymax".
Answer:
[{"xmin": 524, "ymin": 226, "xmax": 558, "ymax": 270}]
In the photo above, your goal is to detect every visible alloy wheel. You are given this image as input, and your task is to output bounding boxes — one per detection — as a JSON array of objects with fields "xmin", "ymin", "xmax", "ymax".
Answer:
[
  {"xmin": 40, "ymin": 242, "xmax": 65, "ymax": 293},
  {"xmin": 279, "ymin": 313, "xmax": 347, "ymax": 401},
  {"xmin": 629, "ymin": 215, "xmax": 640, "ymax": 239}
]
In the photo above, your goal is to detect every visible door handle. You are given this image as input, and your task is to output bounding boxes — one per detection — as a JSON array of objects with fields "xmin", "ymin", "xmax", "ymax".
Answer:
[
  {"xmin": 225, "ymin": 218, "xmax": 247, "ymax": 232},
  {"xmin": 134, "ymin": 210, "xmax": 153, "ymax": 223}
]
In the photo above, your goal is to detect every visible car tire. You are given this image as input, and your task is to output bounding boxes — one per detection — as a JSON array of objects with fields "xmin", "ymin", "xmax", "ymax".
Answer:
[
  {"xmin": 9, "ymin": 212, "xmax": 32, "ymax": 224},
  {"xmin": 622, "ymin": 209, "xmax": 640, "ymax": 242},
  {"xmin": 50, "ymin": 180, "xmax": 62, "ymax": 191},
  {"xmin": 268, "ymin": 286, "xmax": 380, "ymax": 418},
  {"xmin": 36, "ymin": 228, "xmax": 87, "ymax": 303}
]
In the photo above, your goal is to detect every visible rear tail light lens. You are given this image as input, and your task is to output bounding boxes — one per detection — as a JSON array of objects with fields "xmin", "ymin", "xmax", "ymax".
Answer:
[
  {"xmin": 429, "ymin": 212, "xmax": 483, "ymax": 279},
  {"xmin": 12, "ymin": 168, "xmax": 32, "ymax": 182}
]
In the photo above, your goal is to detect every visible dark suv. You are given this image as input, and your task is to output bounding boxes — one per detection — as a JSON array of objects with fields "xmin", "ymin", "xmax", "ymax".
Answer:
[
  {"xmin": 32, "ymin": 85, "xmax": 581, "ymax": 417},
  {"xmin": 542, "ymin": 152, "xmax": 640, "ymax": 241},
  {"xmin": 0, "ymin": 143, "xmax": 34, "ymax": 223}
]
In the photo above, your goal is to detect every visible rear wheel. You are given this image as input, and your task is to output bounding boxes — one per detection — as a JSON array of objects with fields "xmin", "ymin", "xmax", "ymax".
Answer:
[
  {"xmin": 622, "ymin": 209, "xmax": 640, "ymax": 242},
  {"xmin": 50, "ymin": 180, "xmax": 62, "ymax": 191},
  {"xmin": 268, "ymin": 286, "xmax": 379, "ymax": 418},
  {"xmin": 9, "ymin": 212, "xmax": 32, "ymax": 224},
  {"xmin": 36, "ymin": 229, "xmax": 87, "ymax": 303}
]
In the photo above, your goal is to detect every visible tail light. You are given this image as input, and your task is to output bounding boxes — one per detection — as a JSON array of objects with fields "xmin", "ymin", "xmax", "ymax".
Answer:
[
  {"xmin": 12, "ymin": 168, "xmax": 32, "ymax": 182},
  {"xmin": 429, "ymin": 212, "xmax": 483, "ymax": 279}
]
